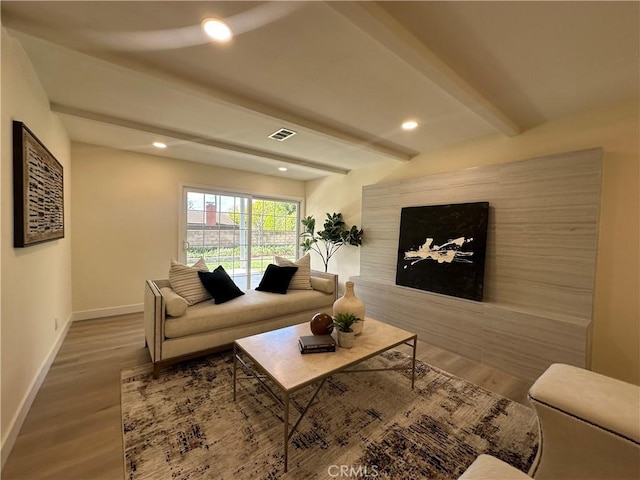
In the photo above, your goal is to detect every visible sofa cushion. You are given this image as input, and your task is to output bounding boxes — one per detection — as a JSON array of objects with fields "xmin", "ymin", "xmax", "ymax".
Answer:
[
  {"xmin": 275, "ymin": 254, "xmax": 312, "ymax": 290},
  {"xmin": 255, "ymin": 264, "xmax": 298, "ymax": 294},
  {"xmin": 310, "ymin": 276, "xmax": 334, "ymax": 294},
  {"xmin": 164, "ymin": 289, "xmax": 334, "ymax": 339},
  {"xmin": 160, "ymin": 287, "xmax": 188, "ymax": 317},
  {"xmin": 169, "ymin": 258, "xmax": 210, "ymax": 305},
  {"xmin": 198, "ymin": 266, "xmax": 245, "ymax": 304}
]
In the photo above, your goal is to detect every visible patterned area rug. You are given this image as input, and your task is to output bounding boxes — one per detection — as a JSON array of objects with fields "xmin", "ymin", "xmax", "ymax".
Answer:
[{"xmin": 121, "ymin": 351, "xmax": 538, "ymax": 479}]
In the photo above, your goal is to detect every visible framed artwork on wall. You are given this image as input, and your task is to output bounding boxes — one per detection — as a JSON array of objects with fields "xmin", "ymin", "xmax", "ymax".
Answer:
[
  {"xmin": 13, "ymin": 121, "xmax": 64, "ymax": 247},
  {"xmin": 395, "ymin": 202, "xmax": 489, "ymax": 301}
]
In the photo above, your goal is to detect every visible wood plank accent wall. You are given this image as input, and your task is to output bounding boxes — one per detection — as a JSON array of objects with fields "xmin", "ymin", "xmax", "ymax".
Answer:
[{"xmin": 352, "ymin": 148, "xmax": 602, "ymax": 381}]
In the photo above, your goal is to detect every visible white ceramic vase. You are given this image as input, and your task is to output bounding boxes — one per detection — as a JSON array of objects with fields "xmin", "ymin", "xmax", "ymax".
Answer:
[{"xmin": 333, "ymin": 281, "xmax": 366, "ymax": 335}]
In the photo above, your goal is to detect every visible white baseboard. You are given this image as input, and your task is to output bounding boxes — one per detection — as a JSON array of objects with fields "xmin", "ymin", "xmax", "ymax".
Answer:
[
  {"xmin": 71, "ymin": 303, "xmax": 144, "ymax": 322},
  {"xmin": 1, "ymin": 314, "xmax": 72, "ymax": 470}
]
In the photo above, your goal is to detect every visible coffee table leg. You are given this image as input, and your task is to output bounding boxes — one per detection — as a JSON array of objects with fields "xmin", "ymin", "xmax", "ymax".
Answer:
[
  {"xmin": 284, "ymin": 392, "xmax": 290, "ymax": 472},
  {"xmin": 411, "ymin": 336, "xmax": 417, "ymax": 389},
  {"xmin": 233, "ymin": 344, "xmax": 237, "ymax": 401}
]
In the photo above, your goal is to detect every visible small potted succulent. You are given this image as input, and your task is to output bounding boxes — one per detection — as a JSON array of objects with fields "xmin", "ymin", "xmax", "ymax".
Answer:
[{"xmin": 331, "ymin": 313, "xmax": 361, "ymax": 349}]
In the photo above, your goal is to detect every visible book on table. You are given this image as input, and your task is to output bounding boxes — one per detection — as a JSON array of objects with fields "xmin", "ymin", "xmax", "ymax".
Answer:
[{"xmin": 298, "ymin": 334, "xmax": 336, "ymax": 354}]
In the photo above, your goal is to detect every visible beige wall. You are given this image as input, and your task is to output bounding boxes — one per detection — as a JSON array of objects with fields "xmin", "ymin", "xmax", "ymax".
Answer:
[
  {"xmin": 70, "ymin": 143, "xmax": 305, "ymax": 315},
  {"xmin": 1, "ymin": 28, "xmax": 72, "ymax": 460},
  {"xmin": 306, "ymin": 101, "xmax": 639, "ymax": 385}
]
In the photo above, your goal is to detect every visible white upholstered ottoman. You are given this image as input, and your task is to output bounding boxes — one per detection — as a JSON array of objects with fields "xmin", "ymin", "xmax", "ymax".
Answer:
[
  {"xmin": 528, "ymin": 363, "xmax": 640, "ymax": 479},
  {"xmin": 459, "ymin": 364, "xmax": 640, "ymax": 480},
  {"xmin": 459, "ymin": 454, "xmax": 531, "ymax": 480}
]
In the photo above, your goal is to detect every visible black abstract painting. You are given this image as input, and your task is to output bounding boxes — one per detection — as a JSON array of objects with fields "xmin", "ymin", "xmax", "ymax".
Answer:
[{"xmin": 395, "ymin": 202, "xmax": 489, "ymax": 301}]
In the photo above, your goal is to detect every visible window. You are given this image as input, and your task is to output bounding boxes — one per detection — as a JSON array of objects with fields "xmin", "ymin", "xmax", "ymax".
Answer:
[{"xmin": 182, "ymin": 187, "xmax": 300, "ymax": 289}]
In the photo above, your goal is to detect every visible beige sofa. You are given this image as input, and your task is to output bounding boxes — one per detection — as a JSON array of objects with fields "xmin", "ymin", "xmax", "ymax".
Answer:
[{"xmin": 144, "ymin": 270, "xmax": 337, "ymax": 376}]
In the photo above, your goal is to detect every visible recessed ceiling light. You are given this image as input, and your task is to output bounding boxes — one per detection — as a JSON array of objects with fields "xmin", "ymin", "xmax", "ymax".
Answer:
[
  {"xmin": 202, "ymin": 18, "xmax": 233, "ymax": 42},
  {"xmin": 402, "ymin": 120, "xmax": 418, "ymax": 130},
  {"xmin": 152, "ymin": 142, "xmax": 167, "ymax": 149},
  {"xmin": 278, "ymin": 167, "xmax": 288, "ymax": 172}
]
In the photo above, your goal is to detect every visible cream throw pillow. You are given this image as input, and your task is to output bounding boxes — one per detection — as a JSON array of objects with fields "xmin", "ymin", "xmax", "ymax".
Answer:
[
  {"xmin": 310, "ymin": 276, "xmax": 335, "ymax": 294},
  {"xmin": 160, "ymin": 287, "xmax": 189, "ymax": 317},
  {"xmin": 274, "ymin": 254, "xmax": 312, "ymax": 290},
  {"xmin": 169, "ymin": 258, "xmax": 210, "ymax": 305}
]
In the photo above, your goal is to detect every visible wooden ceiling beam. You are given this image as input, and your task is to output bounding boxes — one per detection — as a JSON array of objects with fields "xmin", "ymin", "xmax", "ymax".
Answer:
[
  {"xmin": 328, "ymin": 2, "xmax": 521, "ymax": 137},
  {"xmin": 50, "ymin": 103, "xmax": 351, "ymax": 175}
]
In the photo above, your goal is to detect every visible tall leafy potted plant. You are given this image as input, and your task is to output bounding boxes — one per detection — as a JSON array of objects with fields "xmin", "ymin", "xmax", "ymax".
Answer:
[{"xmin": 299, "ymin": 212, "xmax": 363, "ymax": 272}]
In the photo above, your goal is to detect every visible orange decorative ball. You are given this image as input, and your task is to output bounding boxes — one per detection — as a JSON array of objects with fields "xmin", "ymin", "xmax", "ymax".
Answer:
[{"xmin": 310, "ymin": 312, "xmax": 333, "ymax": 335}]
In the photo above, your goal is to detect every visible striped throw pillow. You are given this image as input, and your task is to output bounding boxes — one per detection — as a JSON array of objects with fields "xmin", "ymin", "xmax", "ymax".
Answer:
[
  {"xmin": 274, "ymin": 254, "xmax": 312, "ymax": 290},
  {"xmin": 169, "ymin": 258, "xmax": 211, "ymax": 305}
]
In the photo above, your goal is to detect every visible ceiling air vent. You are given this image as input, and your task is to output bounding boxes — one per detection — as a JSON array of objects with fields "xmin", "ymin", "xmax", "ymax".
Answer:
[{"xmin": 268, "ymin": 128, "xmax": 297, "ymax": 141}]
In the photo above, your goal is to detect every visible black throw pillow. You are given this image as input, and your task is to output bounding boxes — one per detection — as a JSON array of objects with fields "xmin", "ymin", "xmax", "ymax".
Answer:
[
  {"xmin": 255, "ymin": 264, "xmax": 298, "ymax": 294},
  {"xmin": 198, "ymin": 266, "xmax": 244, "ymax": 304}
]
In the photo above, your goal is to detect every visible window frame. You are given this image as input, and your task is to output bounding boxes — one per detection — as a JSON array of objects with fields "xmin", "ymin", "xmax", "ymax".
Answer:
[{"xmin": 178, "ymin": 183, "xmax": 304, "ymax": 289}]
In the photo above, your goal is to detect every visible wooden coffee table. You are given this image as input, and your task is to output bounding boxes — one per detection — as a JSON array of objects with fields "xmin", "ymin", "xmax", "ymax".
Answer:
[{"xmin": 232, "ymin": 317, "xmax": 417, "ymax": 472}]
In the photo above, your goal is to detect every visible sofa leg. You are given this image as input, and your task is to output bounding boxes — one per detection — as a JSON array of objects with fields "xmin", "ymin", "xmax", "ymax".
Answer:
[{"xmin": 153, "ymin": 363, "xmax": 162, "ymax": 379}]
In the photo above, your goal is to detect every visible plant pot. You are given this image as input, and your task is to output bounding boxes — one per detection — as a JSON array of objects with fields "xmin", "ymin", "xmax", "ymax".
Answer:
[
  {"xmin": 333, "ymin": 281, "xmax": 366, "ymax": 335},
  {"xmin": 336, "ymin": 330, "xmax": 355, "ymax": 349}
]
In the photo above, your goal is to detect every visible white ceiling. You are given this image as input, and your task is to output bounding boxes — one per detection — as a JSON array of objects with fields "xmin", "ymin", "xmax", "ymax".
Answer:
[{"xmin": 2, "ymin": 1, "xmax": 638, "ymax": 181}]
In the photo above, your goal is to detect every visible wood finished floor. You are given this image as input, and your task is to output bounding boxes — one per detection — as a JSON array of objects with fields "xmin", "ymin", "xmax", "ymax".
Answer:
[{"xmin": 2, "ymin": 313, "xmax": 534, "ymax": 480}]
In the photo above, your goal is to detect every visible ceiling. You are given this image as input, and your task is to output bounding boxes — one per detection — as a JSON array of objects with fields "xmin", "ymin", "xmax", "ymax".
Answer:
[{"xmin": 2, "ymin": 1, "xmax": 638, "ymax": 181}]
